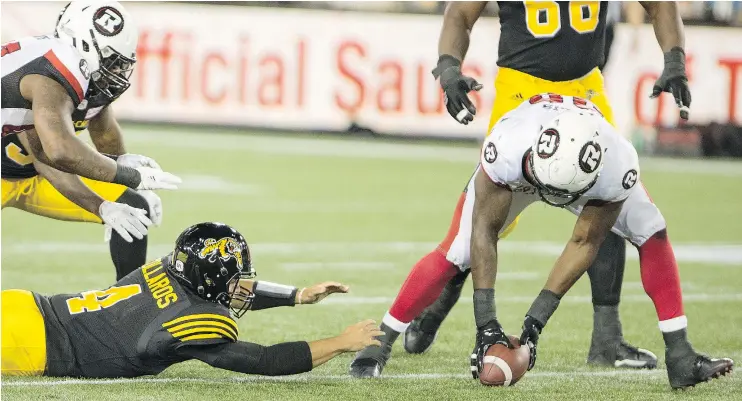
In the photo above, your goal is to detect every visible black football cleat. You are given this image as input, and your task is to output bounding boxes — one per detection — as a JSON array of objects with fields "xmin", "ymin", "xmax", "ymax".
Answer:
[
  {"xmin": 587, "ymin": 340, "xmax": 658, "ymax": 369},
  {"xmin": 403, "ymin": 310, "xmax": 444, "ymax": 354},
  {"xmin": 349, "ymin": 323, "xmax": 397, "ymax": 379},
  {"xmin": 349, "ymin": 345, "xmax": 391, "ymax": 379},
  {"xmin": 667, "ymin": 353, "xmax": 734, "ymax": 390}
]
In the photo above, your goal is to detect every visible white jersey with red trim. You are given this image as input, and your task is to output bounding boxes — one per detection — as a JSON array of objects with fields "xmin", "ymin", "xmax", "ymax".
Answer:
[
  {"xmin": 1, "ymin": 35, "xmax": 105, "ymax": 179},
  {"xmin": 2, "ymin": 35, "xmax": 91, "ymax": 133},
  {"xmin": 442, "ymin": 94, "xmax": 666, "ymax": 270},
  {"xmin": 479, "ymin": 94, "xmax": 640, "ymax": 204}
]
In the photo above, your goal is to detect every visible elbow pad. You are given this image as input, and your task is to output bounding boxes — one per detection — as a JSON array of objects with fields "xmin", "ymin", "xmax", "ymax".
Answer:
[{"xmin": 250, "ymin": 281, "xmax": 297, "ymax": 310}]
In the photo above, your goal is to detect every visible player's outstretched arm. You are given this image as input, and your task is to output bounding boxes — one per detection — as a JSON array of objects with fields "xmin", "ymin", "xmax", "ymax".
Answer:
[
  {"xmin": 518, "ymin": 200, "xmax": 624, "ymax": 370},
  {"xmin": 241, "ymin": 280, "xmax": 350, "ymax": 310},
  {"xmin": 176, "ymin": 319, "xmax": 383, "ymax": 376},
  {"xmin": 543, "ymin": 200, "xmax": 624, "ymax": 296},
  {"xmin": 470, "ymin": 169, "xmax": 512, "ymax": 331},
  {"xmin": 21, "ymin": 75, "xmax": 123, "ymax": 183}
]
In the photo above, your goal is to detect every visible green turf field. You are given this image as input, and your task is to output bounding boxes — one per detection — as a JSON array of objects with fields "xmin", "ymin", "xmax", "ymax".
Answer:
[{"xmin": 2, "ymin": 125, "xmax": 741, "ymax": 400}]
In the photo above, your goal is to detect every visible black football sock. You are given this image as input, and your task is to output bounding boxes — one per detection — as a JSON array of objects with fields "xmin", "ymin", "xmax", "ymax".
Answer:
[
  {"xmin": 587, "ymin": 231, "xmax": 626, "ymax": 342},
  {"xmin": 110, "ymin": 189, "xmax": 149, "ymax": 281},
  {"xmin": 426, "ymin": 268, "xmax": 469, "ymax": 319}
]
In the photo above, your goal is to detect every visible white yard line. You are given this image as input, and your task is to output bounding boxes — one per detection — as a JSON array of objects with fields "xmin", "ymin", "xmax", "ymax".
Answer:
[
  {"xmin": 3, "ymin": 369, "xmax": 665, "ymax": 386},
  {"xmin": 4, "ymin": 241, "xmax": 741, "ymax": 265}
]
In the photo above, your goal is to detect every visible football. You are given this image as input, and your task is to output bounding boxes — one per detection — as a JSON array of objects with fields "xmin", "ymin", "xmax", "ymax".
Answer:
[{"xmin": 479, "ymin": 335, "xmax": 531, "ymax": 387}]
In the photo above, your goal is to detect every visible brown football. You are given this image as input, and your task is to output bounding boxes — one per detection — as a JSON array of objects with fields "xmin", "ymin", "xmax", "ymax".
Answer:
[{"xmin": 479, "ymin": 335, "xmax": 531, "ymax": 387}]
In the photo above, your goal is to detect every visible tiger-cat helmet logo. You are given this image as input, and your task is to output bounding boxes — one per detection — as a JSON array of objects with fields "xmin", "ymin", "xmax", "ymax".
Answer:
[{"xmin": 198, "ymin": 237, "xmax": 244, "ymax": 269}]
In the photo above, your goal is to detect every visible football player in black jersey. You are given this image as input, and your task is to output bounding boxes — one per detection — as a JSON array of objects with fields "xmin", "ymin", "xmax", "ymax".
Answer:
[
  {"xmin": 351, "ymin": 1, "xmax": 697, "ymax": 384},
  {"xmin": 1, "ymin": 222, "xmax": 384, "ymax": 378},
  {"xmin": 2, "ymin": 1, "xmax": 181, "ymax": 280}
]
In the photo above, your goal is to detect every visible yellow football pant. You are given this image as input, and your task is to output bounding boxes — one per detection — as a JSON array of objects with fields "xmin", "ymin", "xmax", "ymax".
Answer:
[
  {"xmin": 1, "ymin": 290, "xmax": 47, "ymax": 376},
  {"xmin": 1, "ymin": 176, "xmax": 127, "ymax": 223},
  {"xmin": 490, "ymin": 67, "xmax": 616, "ymax": 238}
]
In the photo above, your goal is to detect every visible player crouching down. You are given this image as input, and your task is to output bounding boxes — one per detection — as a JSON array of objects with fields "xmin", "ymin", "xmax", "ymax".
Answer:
[
  {"xmin": 1, "ymin": 222, "xmax": 383, "ymax": 378},
  {"xmin": 465, "ymin": 95, "xmax": 732, "ymax": 389}
]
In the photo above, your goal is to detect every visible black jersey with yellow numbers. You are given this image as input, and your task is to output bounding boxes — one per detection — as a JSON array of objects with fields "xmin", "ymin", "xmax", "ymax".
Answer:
[
  {"xmin": 33, "ymin": 256, "xmax": 239, "ymax": 378},
  {"xmin": 1, "ymin": 35, "xmax": 108, "ymax": 179},
  {"xmin": 497, "ymin": 1, "xmax": 608, "ymax": 81}
]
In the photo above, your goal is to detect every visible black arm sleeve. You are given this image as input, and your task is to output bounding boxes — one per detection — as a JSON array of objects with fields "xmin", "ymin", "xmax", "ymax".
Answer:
[{"xmin": 176, "ymin": 340, "xmax": 313, "ymax": 376}]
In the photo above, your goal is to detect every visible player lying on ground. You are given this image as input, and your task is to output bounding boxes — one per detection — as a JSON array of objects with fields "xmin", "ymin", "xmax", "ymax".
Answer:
[
  {"xmin": 351, "ymin": 1, "xmax": 691, "ymax": 377},
  {"xmin": 1, "ymin": 1, "xmax": 180, "ymax": 281},
  {"xmin": 458, "ymin": 95, "xmax": 732, "ymax": 390},
  {"xmin": 1, "ymin": 222, "xmax": 383, "ymax": 378}
]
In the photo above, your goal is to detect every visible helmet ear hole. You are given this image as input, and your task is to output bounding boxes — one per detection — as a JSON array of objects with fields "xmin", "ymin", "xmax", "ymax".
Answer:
[{"xmin": 82, "ymin": 40, "xmax": 90, "ymax": 52}]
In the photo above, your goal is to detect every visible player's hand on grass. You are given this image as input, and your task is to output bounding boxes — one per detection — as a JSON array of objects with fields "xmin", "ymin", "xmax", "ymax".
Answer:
[
  {"xmin": 117, "ymin": 153, "xmax": 162, "ymax": 170},
  {"xmin": 297, "ymin": 281, "xmax": 349, "ymax": 305},
  {"xmin": 135, "ymin": 167, "xmax": 182, "ymax": 190},
  {"xmin": 650, "ymin": 47, "xmax": 691, "ymax": 120},
  {"xmin": 340, "ymin": 319, "xmax": 385, "ymax": 352},
  {"xmin": 470, "ymin": 320, "xmax": 511, "ymax": 379},
  {"xmin": 433, "ymin": 55, "xmax": 483, "ymax": 125},
  {"xmin": 519, "ymin": 315, "xmax": 543, "ymax": 371},
  {"xmin": 99, "ymin": 200, "xmax": 152, "ymax": 243}
]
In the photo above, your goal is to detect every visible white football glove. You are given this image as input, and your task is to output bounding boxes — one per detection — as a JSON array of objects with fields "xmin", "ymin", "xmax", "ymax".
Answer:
[
  {"xmin": 135, "ymin": 166, "xmax": 182, "ymax": 190},
  {"xmin": 104, "ymin": 190, "xmax": 163, "ymax": 242},
  {"xmin": 99, "ymin": 201, "xmax": 152, "ymax": 243},
  {"xmin": 138, "ymin": 190, "xmax": 163, "ymax": 226},
  {"xmin": 117, "ymin": 153, "xmax": 162, "ymax": 170}
]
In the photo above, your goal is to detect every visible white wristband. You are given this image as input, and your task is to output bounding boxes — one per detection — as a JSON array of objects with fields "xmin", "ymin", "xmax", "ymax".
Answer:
[{"xmin": 297, "ymin": 288, "xmax": 305, "ymax": 305}]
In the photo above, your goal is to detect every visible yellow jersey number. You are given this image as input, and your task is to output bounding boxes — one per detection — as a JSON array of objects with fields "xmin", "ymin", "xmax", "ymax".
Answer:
[
  {"xmin": 525, "ymin": 1, "xmax": 601, "ymax": 38},
  {"xmin": 5, "ymin": 142, "xmax": 33, "ymax": 166},
  {"xmin": 66, "ymin": 284, "xmax": 142, "ymax": 315}
]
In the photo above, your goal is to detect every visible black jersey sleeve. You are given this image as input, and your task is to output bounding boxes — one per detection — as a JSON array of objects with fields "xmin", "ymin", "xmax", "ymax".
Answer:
[{"xmin": 175, "ymin": 340, "xmax": 313, "ymax": 376}]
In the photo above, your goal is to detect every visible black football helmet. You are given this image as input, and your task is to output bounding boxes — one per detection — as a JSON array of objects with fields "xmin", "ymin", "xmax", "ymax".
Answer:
[{"xmin": 168, "ymin": 222, "xmax": 256, "ymax": 317}]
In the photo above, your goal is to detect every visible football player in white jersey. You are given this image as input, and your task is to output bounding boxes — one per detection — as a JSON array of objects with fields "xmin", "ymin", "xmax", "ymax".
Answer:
[
  {"xmin": 1, "ymin": 1, "xmax": 180, "ymax": 280},
  {"xmin": 464, "ymin": 94, "xmax": 732, "ymax": 389}
]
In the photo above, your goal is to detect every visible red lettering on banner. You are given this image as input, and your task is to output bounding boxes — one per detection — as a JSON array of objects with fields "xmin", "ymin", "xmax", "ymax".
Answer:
[
  {"xmin": 336, "ymin": 41, "xmax": 366, "ymax": 113},
  {"xmin": 297, "ymin": 39, "xmax": 306, "ymax": 107},
  {"xmin": 181, "ymin": 33, "xmax": 193, "ymax": 102},
  {"xmin": 238, "ymin": 36, "xmax": 250, "ymax": 105},
  {"xmin": 417, "ymin": 64, "xmax": 444, "ymax": 115},
  {"xmin": 634, "ymin": 72, "xmax": 662, "ymax": 125},
  {"xmin": 377, "ymin": 61, "xmax": 403, "ymax": 113},
  {"xmin": 202, "ymin": 53, "xmax": 227, "ymax": 104},
  {"xmin": 718, "ymin": 58, "xmax": 742, "ymax": 124},
  {"xmin": 258, "ymin": 54, "xmax": 285, "ymax": 106}
]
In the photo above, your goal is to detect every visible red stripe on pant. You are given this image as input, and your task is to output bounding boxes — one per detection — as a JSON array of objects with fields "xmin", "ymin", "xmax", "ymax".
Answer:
[
  {"xmin": 388, "ymin": 193, "xmax": 465, "ymax": 324},
  {"xmin": 638, "ymin": 229, "xmax": 685, "ymax": 321}
]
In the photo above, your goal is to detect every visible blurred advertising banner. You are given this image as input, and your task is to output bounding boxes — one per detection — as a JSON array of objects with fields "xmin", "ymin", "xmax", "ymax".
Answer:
[{"xmin": 3, "ymin": 2, "xmax": 741, "ymax": 139}]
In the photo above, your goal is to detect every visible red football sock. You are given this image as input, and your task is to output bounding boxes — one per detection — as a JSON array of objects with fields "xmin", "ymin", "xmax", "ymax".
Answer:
[
  {"xmin": 638, "ymin": 230, "xmax": 685, "ymax": 324},
  {"xmin": 388, "ymin": 251, "xmax": 459, "ymax": 324}
]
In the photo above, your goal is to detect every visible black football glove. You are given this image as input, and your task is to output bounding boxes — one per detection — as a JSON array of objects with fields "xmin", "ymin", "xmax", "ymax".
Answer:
[
  {"xmin": 432, "ymin": 55, "xmax": 483, "ymax": 125},
  {"xmin": 519, "ymin": 315, "xmax": 543, "ymax": 371},
  {"xmin": 470, "ymin": 320, "xmax": 511, "ymax": 379},
  {"xmin": 650, "ymin": 46, "xmax": 691, "ymax": 120}
]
